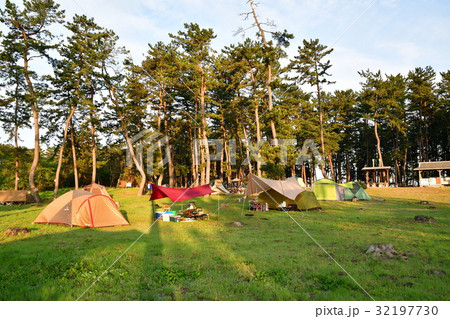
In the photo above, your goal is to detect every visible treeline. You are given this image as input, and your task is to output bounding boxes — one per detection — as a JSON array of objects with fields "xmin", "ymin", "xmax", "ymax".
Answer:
[{"xmin": 0, "ymin": 0, "xmax": 449, "ymax": 201}]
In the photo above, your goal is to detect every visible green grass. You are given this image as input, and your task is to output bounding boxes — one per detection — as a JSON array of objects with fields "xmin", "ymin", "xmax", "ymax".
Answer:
[{"xmin": 0, "ymin": 187, "xmax": 449, "ymax": 301}]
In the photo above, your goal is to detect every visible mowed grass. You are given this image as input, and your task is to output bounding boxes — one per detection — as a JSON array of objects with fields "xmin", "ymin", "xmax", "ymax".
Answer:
[{"xmin": 0, "ymin": 187, "xmax": 449, "ymax": 301}]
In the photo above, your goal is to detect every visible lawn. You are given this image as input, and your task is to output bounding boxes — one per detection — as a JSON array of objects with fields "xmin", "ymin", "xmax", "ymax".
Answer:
[{"xmin": 0, "ymin": 187, "xmax": 449, "ymax": 301}]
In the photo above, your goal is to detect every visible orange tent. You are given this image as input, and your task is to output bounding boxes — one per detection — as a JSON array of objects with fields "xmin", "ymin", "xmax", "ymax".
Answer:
[
  {"xmin": 33, "ymin": 190, "xmax": 129, "ymax": 228},
  {"xmin": 83, "ymin": 183, "xmax": 111, "ymax": 197}
]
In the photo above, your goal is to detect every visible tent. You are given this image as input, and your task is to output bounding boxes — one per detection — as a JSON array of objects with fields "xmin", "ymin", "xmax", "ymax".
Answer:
[
  {"xmin": 83, "ymin": 183, "xmax": 111, "ymax": 197},
  {"xmin": 312, "ymin": 179, "xmax": 372, "ymax": 201},
  {"xmin": 33, "ymin": 190, "xmax": 129, "ymax": 228},
  {"xmin": 297, "ymin": 177, "xmax": 307, "ymax": 188},
  {"xmin": 341, "ymin": 182, "xmax": 372, "ymax": 200},
  {"xmin": 211, "ymin": 180, "xmax": 230, "ymax": 195},
  {"xmin": 149, "ymin": 184, "xmax": 215, "ymax": 203},
  {"xmin": 244, "ymin": 174, "xmax": 321, "ymax": 210},
  {"xmin": 312, "ymin": 179, "xmax": 348, "ymax": 201},
  {"xmin": 0, "ymin": 190, "xmax": 34, "ymax": 204}
]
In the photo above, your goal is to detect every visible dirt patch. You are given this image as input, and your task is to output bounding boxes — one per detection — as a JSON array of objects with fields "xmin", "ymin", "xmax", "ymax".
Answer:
[{"xmin": 5, "ymin": 227, "xmax": 30, "ymax": 237}]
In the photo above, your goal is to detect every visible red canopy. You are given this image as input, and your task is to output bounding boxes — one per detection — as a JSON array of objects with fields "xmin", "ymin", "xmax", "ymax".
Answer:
[{"xmin": 149, "ymin": 184, "xmax": 214, "ymax": 203}]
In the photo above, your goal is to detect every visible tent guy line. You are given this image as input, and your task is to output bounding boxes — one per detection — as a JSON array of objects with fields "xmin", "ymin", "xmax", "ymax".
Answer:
[
  {"xmin": 75, "ymin": 215, "xmax": 161, "ymax": 301},
  {"xmin": 330, "ymin": 0, "xmax": 379, "ymax": 48},
  {"xmin": 249, "ymin": 177, "xmax": 376, "ymax": 301}
]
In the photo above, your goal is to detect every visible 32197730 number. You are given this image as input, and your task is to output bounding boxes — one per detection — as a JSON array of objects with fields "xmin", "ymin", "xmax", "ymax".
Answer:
[{"xmin": 376, "ymin": 306, "xmax": 438, "ymax": 316}]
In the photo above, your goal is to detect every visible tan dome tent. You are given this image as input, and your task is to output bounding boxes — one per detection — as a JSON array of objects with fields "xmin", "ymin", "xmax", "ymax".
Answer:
[
  {"xmin": 83, "ymin": 183, "xmax": 111, "ymax": 197},
  {"xmin": 244, "ymin": 174, "xmax": 321, "ymax": 211},
  {"xmin": 33, "ymin": 190, "xmax": 129, "ymax": 228}
]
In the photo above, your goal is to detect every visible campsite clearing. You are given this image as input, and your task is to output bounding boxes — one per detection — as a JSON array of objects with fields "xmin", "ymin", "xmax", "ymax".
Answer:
[{"xmin": 0, "ymin": 187, "xmax": 449, "ymax": 301}]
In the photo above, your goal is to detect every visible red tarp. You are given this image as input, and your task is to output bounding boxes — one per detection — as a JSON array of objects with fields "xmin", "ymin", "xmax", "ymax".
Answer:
[{"xmin": 149, "ymin": 184, "xmax": 214, "ymax": 203}]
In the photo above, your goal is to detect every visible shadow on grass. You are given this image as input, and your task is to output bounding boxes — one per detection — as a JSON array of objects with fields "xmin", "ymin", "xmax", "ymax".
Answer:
[{"xmin": 0, "ymin": 225, "xmax": 142, "ymax": 301}]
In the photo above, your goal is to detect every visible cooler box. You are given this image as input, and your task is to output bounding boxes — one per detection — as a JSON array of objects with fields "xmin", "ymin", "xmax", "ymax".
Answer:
[{"xmin": 170, "ymin": 215, "xmax": 180, "ymax": 222}]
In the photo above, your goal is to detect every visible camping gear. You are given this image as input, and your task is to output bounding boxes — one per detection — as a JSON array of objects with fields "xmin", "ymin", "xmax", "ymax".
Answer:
[
  {"xmin": 83, "ymin": 183, "xmax": 111, "ymax": 197},
  {"xmin": 149, "ymin": 184, "xmax": 214, "ymax": 221},
  {"xmin": 33, "ymin": 190, "xmax": 129, "ymax": 228},
  {"xmin": 244, "ymin": 174, "xmax": 321, "ymax": 211},
  {"xmin": 0, "ymin": 190, "xmax": 34, "ymax": 204},
  {"xmin": 341, "ymin": 182, "xmax": 372, "ymax": 201},
  {"xmin": 312, "ymin": 179, "xmax": 372, "ymax": 201},
  {"xmin": 312, "ymin": 179, "xmax": 348, "ymax": 201},
  {"xmin": 249, "ymin": 200, "xmax": 264, "ymax": 211},
  {"xmin": 182, "ymin": 202, "xmax": 209, "ymax": 220},
  {"xmin": 170, "ymin": 215, "xmax": 181, "ymax": 222}
]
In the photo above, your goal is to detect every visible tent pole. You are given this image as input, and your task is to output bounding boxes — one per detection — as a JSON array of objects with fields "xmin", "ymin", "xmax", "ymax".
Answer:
[{"xmin": 152, "ymin": 200, "xmax": 155, "ymax": 221}]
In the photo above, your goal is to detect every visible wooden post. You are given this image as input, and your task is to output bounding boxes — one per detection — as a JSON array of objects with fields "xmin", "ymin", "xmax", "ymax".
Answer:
[
  {"xmin": 365, "ymin": 171, "xmax": 369, "ymax": 186},
  {"xmin": 437, "ymin": 170, "xmax": 442, "ymax": 186}
]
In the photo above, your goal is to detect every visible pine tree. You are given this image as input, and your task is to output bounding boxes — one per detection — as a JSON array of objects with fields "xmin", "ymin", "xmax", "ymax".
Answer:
[
  {"xmin": 0, "ymin": 46, "xmax": 31, "ymax": 190},
  {"xmin": 290, "ymin": 38, "xmax": 334, "ymax": 178},
  {"xmin": 169, "ymin": 23, "xmax": 216, "ymax": 186},
  {"xmin": 0, "ymin": 0, "xmax": 64, "ymax": 202}
]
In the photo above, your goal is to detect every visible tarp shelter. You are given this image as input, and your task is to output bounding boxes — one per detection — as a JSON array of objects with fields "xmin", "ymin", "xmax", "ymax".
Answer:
[
  {"xmin": 0, "ymin": 190, "xmax": 34, "ymax": 204},
  {"xmin": 341, "ymin": 182, "xmax": 372, "ymax": 200},
  {"xmin": 312, "ymin": 179, "xmax": 348, "ymax": 201},
  {"xmin": 244, "ymin": 174, "xmax": 321, "ymax": 210},
  {"xmin": 83, "ymin": 183, "xmax": 111, "ymax": 197},
  {"xmin": 149, "ymin": 184, "xmax": 215, "ymax": 203},
  {"xmin": 33, "ymin": 190, "xmax": 129, "ymax": 228}
]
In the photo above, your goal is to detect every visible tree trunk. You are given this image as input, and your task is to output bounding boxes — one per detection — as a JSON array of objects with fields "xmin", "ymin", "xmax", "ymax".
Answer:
[
  {"xmin": 53, "ymin": 107, "xmax": 76, "ymax": 199},
  {"xmin": 345, "ymin": 150, "xmax": 351, "ymax": 182},
  {"xmin": 157, "ymin": 90, "xmax": 165, "ymax": 185},
  {"xmin": 199, "ymin": 67, "xmax": 210, "ymax": 186},
  {"xmin": 14, "ymin": 119, "xmax": 19, "ymax": 191},
  {"xmin": 394, "ymin": 159, "xmax": 400, "ymax": 187},
  {"xmin": 328, "ymin": 154, "xmax": 336, "ymax": 181},
  {"xmin": 21, "ymin": 43, "xmax": 41, "ymax": 202},
  {"xmin": 89, "ymin": 107, "xmax": 97, "ymax": 184},
  {"xmin": 249, "ymin": 0, "xmax": 278, "ymax": 144},
  {"xmin": 254, "ymin": 101, "xmax": 262, "ymax": 177},
  {"xmin": 108, "ymin": 85, "xmax": 146, "ymax": 196},
  {"xmin": 191, "ymin": 127, "xmax": 199, "ymax": 186},
  {"xmin": 302, "ymin": 164, "xmax": 307, "ymax": 186},
  {"xmin": 242, "ymin": 127, "xmax": 253, "ymax": 174},
  {"xmin": 374, "ymin": 119, "xmax": 384, "ymax": 167},
  {"xmin": 70, "ymin": 120, "xmax": 79, "ymax": 189},
  {"xmin": 402, "ymin": 148, "xmax": 408, "ymax": 186}
]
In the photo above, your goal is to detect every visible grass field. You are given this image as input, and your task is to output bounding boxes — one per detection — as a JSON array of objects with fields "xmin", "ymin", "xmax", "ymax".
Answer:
[{"xmin": 0, "ymin": 187, "xmax": 449, "ymax": 301}]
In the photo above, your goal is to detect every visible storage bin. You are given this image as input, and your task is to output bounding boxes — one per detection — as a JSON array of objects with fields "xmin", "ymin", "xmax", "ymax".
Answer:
[{"xmin": 170, "ymin": 215, "xmax": 180, "ymax": 222}]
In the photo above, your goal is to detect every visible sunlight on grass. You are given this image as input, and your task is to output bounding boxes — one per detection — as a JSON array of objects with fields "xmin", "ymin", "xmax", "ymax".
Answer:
[{"xmin": 0, "ymin": 187, "xmax": 449, "ymax": 300}]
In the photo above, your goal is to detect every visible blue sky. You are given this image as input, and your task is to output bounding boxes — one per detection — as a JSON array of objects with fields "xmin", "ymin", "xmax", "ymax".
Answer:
[{"xmin": 1, "ymin": 0, "xmax": 449, "ymax": 147}]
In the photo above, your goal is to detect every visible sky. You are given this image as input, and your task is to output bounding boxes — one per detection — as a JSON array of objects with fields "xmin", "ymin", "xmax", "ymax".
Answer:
[{"xmin": 1, "ymin": 0, "xmax": 450, "ymax": 147}]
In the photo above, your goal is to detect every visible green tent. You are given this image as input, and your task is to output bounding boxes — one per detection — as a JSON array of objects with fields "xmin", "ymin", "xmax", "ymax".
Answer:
[
  {"xmin": 244, "ymin": 174, "xmax": 321, "ymax": 211},
  {"xmin": 341, "ymin": 182, "xmax": 372, "ymax": 200},
  {"xmin": 313, "ymin": 179, "xmax": 372, "ymax": 201},
  {"xmin": 312, "ymin": 179, "xmax": 347, "ymax": 201}
]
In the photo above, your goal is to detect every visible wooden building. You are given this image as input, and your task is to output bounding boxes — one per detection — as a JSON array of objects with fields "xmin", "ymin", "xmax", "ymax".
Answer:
[
  {"xmin": 413, "ymin": 161, "xmax": 450, "ymax": 187},
  {"xmin": 362, "ymin": 166, "xmax": 391, "ymax": 187}
]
